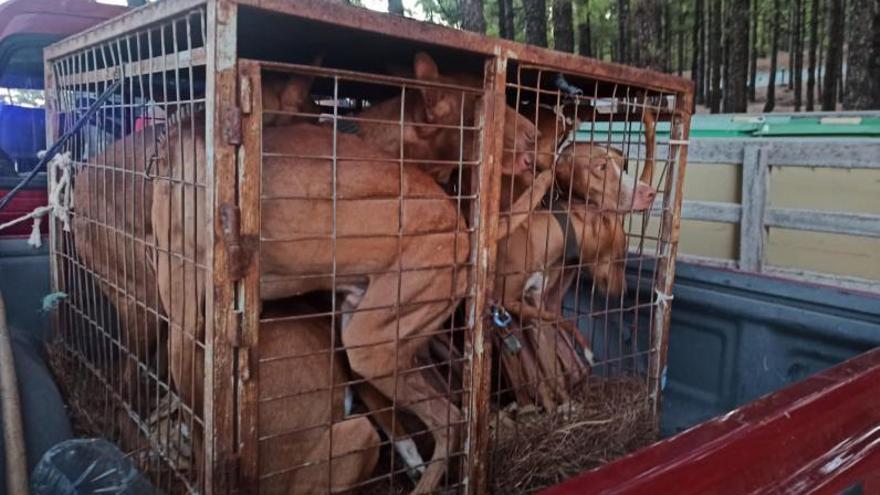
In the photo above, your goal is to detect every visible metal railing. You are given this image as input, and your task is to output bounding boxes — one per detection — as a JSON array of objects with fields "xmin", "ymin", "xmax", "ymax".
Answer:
[{"xmin": 670, "ymin": 135, "xmax": 880, "ymax": 293}]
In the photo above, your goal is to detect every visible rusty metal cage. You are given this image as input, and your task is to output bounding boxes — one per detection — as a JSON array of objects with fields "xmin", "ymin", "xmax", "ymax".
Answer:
[{"xmin": 44, "ymin": 1, "xmax": 691, "ymax": 493}]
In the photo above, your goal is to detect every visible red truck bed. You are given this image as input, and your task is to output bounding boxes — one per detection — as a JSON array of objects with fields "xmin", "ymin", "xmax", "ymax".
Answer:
[{"xmin": 544, "ymin": 348, "xmax": 880, "ymax": 494}]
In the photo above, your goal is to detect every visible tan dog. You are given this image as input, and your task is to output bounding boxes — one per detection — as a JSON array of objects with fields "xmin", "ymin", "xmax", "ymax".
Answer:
[
  {"xmin": 518, "ymin": 102, "xmax": 656, "ymax": 212},
  {"xmin": 491, "ymin": 103, "xmax": 658, "ymax": 370},
  {"xmin": 71, "ymin": 125, "xmax": 167, "ymax": 408},
  {"xmin": 262, "ymin": 55, "xmax": 324, "ymax": 126},
  {"xmin": 152, "ymin": 119, "xmax": 469, "ymax": 494},
  {"xmin": 356, "ymin": 52, "xmax": 534, "ymax": 184},
  {"xmin": 78, "ymin": 54, "xmax": 536, "ymax": 492},
  {"xmin": 259, "ymin": 301, "xmax": 380, "ymax": 494}
]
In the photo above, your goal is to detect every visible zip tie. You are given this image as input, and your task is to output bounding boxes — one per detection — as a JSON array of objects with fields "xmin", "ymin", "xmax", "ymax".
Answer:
[
  {"xmin": 661, "ymin": 365, "xmax": 668, "ymax": 391},
  {"xmin": 41, "ymin": 292, "xmax": 68, "ymax": 313},
  {"xmin": 655, "ymin": 288, "xmax": 674, "ymax": 310}
]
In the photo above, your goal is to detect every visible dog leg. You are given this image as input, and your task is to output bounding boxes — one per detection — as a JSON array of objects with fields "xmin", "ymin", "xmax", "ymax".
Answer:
[
  {"xmin": 504, "ymin": 300, "xmax": 592, "ymax": 363},
  {"xmin": 497, "ymin": 170, "xmax": 555, "ymax": 240},
  {"xmin": 342, "ymin": 284, "xmax": 428, "ymax": 478},
  {"xmin": 291, "ymin": 417, "xmax": 381, "ymax": 494},
  {"xmin": 339, "ymin": 284, "xmax": 367, "ymax": 329},
  {"xmin": 342, "ymin": 267, "xmax": 464, "ymax": 495},
  {"xmin": 641, "ymin": 105, "xmax": 657, "ymax": 185},
  {"xmin": 355, "ymin": 382, "xmax": 426, "ymax": 480}
]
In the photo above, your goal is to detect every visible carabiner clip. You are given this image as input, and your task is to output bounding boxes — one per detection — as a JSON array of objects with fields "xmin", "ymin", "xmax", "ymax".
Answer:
[{"xmin": 492, "ymin": 305, "xmax": 512, "ymax": 329}]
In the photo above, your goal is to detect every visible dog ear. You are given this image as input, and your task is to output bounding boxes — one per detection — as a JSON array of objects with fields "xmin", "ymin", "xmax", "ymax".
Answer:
[
  {"xmin": 297, "ymin": 54, "xmax": 324, "ymax": 91},
  {"xmin": 414, "ymin": 52, "xmax": 441, "ymax": 120},
  {"xmin": 414, "ymin": 52, "xmax": 439, "ymax": 81}
]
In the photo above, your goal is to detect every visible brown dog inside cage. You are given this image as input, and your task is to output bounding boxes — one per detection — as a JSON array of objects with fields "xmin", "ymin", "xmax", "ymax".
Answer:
[
  {"xmin": 482, "ymin": 67, "xmax": 669, "ymax": 491},
  {"xmin": 146, "ymin": 51, "xmax": 549, "ymax": 493}
]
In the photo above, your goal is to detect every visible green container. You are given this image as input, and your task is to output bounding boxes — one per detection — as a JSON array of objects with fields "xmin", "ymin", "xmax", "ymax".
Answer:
[{"xmin": 578, "ymin": 114, "xmax": 880, "ymax": 140}]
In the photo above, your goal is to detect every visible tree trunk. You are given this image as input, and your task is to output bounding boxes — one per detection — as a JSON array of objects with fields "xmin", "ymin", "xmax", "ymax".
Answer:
[
  {"xmin": 728, "ymin": 0, "xmax": 749, "ymax": 112},
  {"xmin": 617, "ymin": 0, "xmax": 630, "ymax": 63},
  {"xmin": 748, "ymin": 0, "xmax": 759, "ymax": 101},
  {"xmin": 702, "ymin": 0, "xmax": 710, "ymax": 102},
  {"xmin": 632, "ymin": 0, "xmax": 663, "ymax": 69},
  {"xmin": 722, "ymin": 0, "xmax": 733, "ymax": 112},
  {"xmin": 817, "ymin": 6, "xmax": 825, "ymax": 96},
  {"xmin": 789, "ymin": 0, "xmax": 797, "ymax": 89},
  {"xmin": 794, "ymin": 0, "xmax": 804, "ymax": 111},
  {"xmin": 388, "ymin": 0, "xmax": 404, "ymax": 15},
  {"xmin": 498, "ymin": 0, "xmax": 515, "ymax": 39},
  {"xmin": 693, "ymin": 0, "xmax": 705, "ymax": 103},
  {"xmin": 677, "ymin": 2, "xmax": 685, "ymax": 76},
  {"xmin": 765, "ymin": 0, "xmax": 781, "ymax": 112},
  {"xmin": 553, "ymin": 0, "xmax": 575, "ymax": 52},
  {"xmin": 806, "ymin": 0, "xmax": 820, "ymax": 110},
  {"xmin": 664, "ymin": 0, "xmax": 673, "ymax": 72},
  {"xmin": 709, "ymin": 0, "xmax": 722, "ymax": 113},
  {"xmin": 822, "ymin": 0, "xmax": 843, "ymax": 110},
  {"xmin": 524, "ymin": 0, "xmax": 549, "ymax": 46},
  {"xmin": 838, "ymin": 0, "xmax": 848, "ymax": 101},
  {"xmin": 578, "ymin": 15, "xmax": 593, "ymax": 57},
  {"xmin": 873, "ymin": 0, "xmax": 880, "ymax": 107},
  {"xmin": 842, "ymin": 0, "xmax": 874, "ymax": 108},
  {"xmin": 704, "ymin": 0, "xmax": 712, "ymax": 100},
  {"xmin": 461, "ymin": 0, "xmax": 487, "ymax": 32}
]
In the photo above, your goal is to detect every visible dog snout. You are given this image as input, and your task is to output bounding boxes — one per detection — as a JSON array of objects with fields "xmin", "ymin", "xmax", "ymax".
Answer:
[{"xmin": 631, "ymin": 183, "xmax": 656, "ymax": 211}]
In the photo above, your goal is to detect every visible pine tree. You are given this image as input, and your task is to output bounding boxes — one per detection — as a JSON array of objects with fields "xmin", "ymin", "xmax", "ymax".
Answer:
[
  {"xmin": 524, "ymin": 0, "xmax": 549, "ymax": 46},
  {"xmin": 822, "ymin": 0, "xmax": 844, "ymax": 110},
  {"xmin": 794, "ymin": 0, "xmax": 804, "ymax": 111},
  {"xmin": 553, "ymin": 0, "xmax": 575, "ymax": 52},
  {"xmin": 728, "ymin": 0, "xmax": 750, "ymax": 111},
  {"xmin": 843, "ymin": 0, "xmax": 878, "ymax": 109},
  {"xmin": 617, "ymin": 0, "xmax": 630, "ymax": 63},
  {"xmin": 461, "ymin": 0, "xmax": 487, "ymax": 32},
  {"xmin": 498, "ymin": 0, "xmax": 515, "ymax": 39},
  {"xmin": 388, "ymin": 0, "xmax": 404, "ymax": 15},
  {"xmin": 748, "ymin": 0, "xmax": 759, "ymax": 102},
  {"xmin": 578, "ymin": 7, "xmax": 593, "ymax": 57},
  {"xmin": 692, "ymin": 0, "xmax": 705, "ymax": 103},
  {"xmin": 765, "ymin": 0, "xmax": 781, "ymax": 112},
  {"xmin": 709, "ymin": 0, "xmax": 722, "ymax": 113},
  {"xmin": 806, "ymin": 0, "xmax": 820, "ymax": 110}
]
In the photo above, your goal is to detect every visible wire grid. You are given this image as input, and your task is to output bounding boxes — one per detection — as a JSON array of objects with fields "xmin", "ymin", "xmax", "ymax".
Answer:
[
  {"xmin": 252, "ymin": 62, "xmax": 485, "ymax": 494},
  {"xmin": 48, "ymin": 8, "xmax": 208, "ymax": 494},
  {"xmin": 488, "ymin": 64, "xmax": 682, "ymax": 483}
]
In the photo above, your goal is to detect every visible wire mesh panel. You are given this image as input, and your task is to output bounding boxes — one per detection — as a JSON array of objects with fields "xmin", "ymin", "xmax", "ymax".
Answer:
[
  {"xmin": 238, "ymin": 56, "xmax": 497, "ymax": 494},
  {"xmin": 46, "ymin": 6, "xmax": 209, "ymax": 493},
  {"xmin": 486, "ymin": 64, "xmax": 688, "ymax": 492}
]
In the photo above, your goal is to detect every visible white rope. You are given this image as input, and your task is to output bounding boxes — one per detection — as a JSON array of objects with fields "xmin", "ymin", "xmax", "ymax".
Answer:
[{"xmin": 0, "ymin": 151, "xmax": 74, "ymax": 248}]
